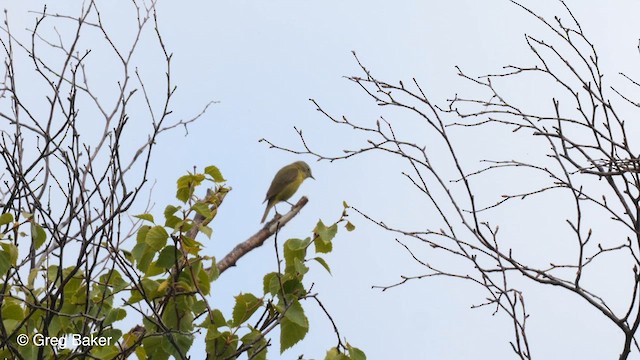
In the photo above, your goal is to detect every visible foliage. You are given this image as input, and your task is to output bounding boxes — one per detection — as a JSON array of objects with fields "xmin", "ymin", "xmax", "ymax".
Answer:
[
  {"xmin": 0, "ymin": 1, "xmax": 364, "ymax": 359},
  {"xmin": 0, "ymin": 166, "xmax": 364, "ymax": 359}
]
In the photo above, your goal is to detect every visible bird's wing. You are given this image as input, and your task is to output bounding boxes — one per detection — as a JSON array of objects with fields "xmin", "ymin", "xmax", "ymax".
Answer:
[{"xmin": 264, "ymin": 166, "xmax": 299, "ymax": 202}]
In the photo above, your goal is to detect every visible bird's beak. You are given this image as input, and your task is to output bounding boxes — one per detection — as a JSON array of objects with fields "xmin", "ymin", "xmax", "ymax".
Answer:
[{"xmin": 309, "ymin": 175, "xmax": 315, "ymax": 180}]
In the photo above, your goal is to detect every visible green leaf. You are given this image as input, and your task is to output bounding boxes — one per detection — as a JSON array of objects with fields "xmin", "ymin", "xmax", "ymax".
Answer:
[
  {"xmin": 142, "ymin": 336, "xmax": 170, "ymax": 360},
  {"xmin": 347, "ymin": 343, "xmax": 367, "ymax": 360},
  {"xmin": 101, "ymin": 270, "xmax": 128, "ymax": 292},
  {"xmin": 90, "ymin": 329, "xmax": 122, "ymax": 359},
  {"xmin": 324, "ymin": 347, "xmax": 350, "ymax": 360},
  {"xmin": 287, "ymin": 238, "xmax": 310, "ymax": 251},
  {"xmin": 145, "ymin": 225, "xmax": 169, "ymax": 251},
  {"xmin": 46, "ymin": 265, "xmax": 59, "ymax": 282},
  {"xmin": 135, "ymin": 347, "xmax": 146, "ymax": 359},
  {"xmin": 131, "ymin": 242, "xmax": 154, "ymax": 273},
  {"xmin": 241, "ymin": 330, "xmax": 267, "ymax": 360},
  {"xmin": 28, "ymin": 268, "xmax": 38, "ymax": 286},
  {"xmin": 281, "ymin": 277, "xmax": 305, "ymax": 298},
  {"xmin": 208, "ymin": 257, "xmax": 219, "ymax": 282},
  {"xmin": 314, "ymin": 220, "xmax": 337, "ymax": 254},
  {"xmin": 164, "ymin": 205, "xmax": 182, "ymax": 228},
  {"xmin": 204, "ymin": 165, "xmax": 226, "ymax": 182},
  {"xmin": 345, "ymin": 221, "xmax": 356, "ymax": 232},
  {"xmin": 199, "ymin": 224, "xmax": 213, "ymax": 239},
  {"xmin": 191, "ymin": 202, "xmax": 212, "ymax": 218},
  {"xmin": 294, "ymin": 257, "xmax": 309, "ymax": 276},
  {"xmin": 0, "ymin": 250, "xmax": 11, "ymax": 274},
  {"xmin": 283, "ymin": 299, "xmax": 308, "ymax": 327},
  {"xmin": 192, "ymin": 300, "xmax": 207, "ymax": 315},
  {"xmin": 204, "ymin": 324, "xmax": 222, "ymax": 344},
  {"xmin": 284, "ymin": 238, "xmax": 309, "ymax": 275},
  {"xmin": 162, "ymin": 298, "xmax": 194, "ymax": 331},
  {"xmin": 91, "ymin": 345, "xmax": 121, "ymax": 360},
  {"xmin": 0, "ymin": 213, "xmax": 13, "ymax": 226},
  {"xmin": 197, "ymin": 267, "xmax": 211, "ymax": 295},
  {"xmin": 280, "ymin": 299, "xmax": 308, "ymax": 353},
  {"xmin": 1, "ymin": 243, "xmax": 18, "ymax": 266},
  {"xmin": 211, "ymin": 309, "xmax": 226, "ymax": 328},
  {"xmin": 176, "ymin": 173, "xmax": 206, "ymax": 203},
  {"xmin": 314, "ymin": 237, "xmax": 332, "ymax": 253},
  {"xmin": 156, "ymin": 246, "xmax": 179, "ymax": 269},
  {"xmin": 164, "ymin": 205, "xmax": 180, "ymax": 217},
  {"xmin": 134, "ymin": 213, "xmax": 155, "ymax": 223},
  {"xmin": 316, "ymin": 220, "xmax": 338, "ymax": 243},
  {"xmin": 161, "ymin": 333, "xmax": 194, "ymax": 358},
  {"xmin": 103, "ymin": 308, "xmax": 127, "ymax": 326},
  {"xmin": 312, "ymin": 257, "xmax": 331, "ymax": 274},
  {"xmin": 146, "ymin": 263, "xmax": 165, "ymax": 277},
  {"xmin": 136, "ymin": 225, "xmax": 150, "ymax": 243},
  {"xmin": 263, "ymin": 272, "xmax": 280, "ymax": 296},
  {"xmin": 2, "ymin": 302, "xmax": 23, "ymax": 321},
  {"xmin": 205, "ymin": 330, "xmax": 238, "ymax": 359},
  {"xmin": 181, "ymin": 236, "xmax": 202, "ymax": 255},
  {"xmin": 176, "ymin": 187, "xmax": 191, "ymax": 204},
  {"xmin": 131, "ymin": 242, "xmax": 147, "ymax": 260},
  {"xmin": 121, "ymin": 249, "xmax": 134, "ymax": 264},
  {"xmin": 31, "ymin": 222, "xmax": 46, "ymax": 250},
  {"xmin": 232, "ymin": 293, "xmax": 263, "ymax": 326},
  {"xmin": 177, "ymin": 173, "xmax": 206, "ymax": 189},
  {"xmin": 11, "ymin": 343, "xmax": 40, "ymax": 360},
  {"xmin": 129, "ymin": 279, "xmax": 160, "ymax": 304}
]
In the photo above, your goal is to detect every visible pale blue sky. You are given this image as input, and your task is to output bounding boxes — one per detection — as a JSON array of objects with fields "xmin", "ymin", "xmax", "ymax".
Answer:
[{"xmin": 4, "ymin": 1, "xmax": 640, "ymax": 359}]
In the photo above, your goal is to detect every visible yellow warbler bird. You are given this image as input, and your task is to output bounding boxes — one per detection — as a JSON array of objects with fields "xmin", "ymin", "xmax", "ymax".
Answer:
[{"xmin": 261, "ymin": 161, "xmax": 314, "ymax": 223}]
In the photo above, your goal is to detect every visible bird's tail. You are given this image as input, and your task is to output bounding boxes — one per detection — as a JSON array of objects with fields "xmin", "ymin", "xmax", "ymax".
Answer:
[{"xmin": 261, "ymin": 204, "xmax": 271, "ymax": 223}]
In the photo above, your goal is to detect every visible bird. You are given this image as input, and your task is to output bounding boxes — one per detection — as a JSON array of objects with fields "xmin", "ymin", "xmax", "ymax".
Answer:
[{"xmin": 261, "ymin": 161, "xmax": 314, "ymax": 223}]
